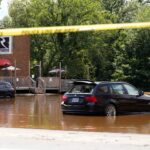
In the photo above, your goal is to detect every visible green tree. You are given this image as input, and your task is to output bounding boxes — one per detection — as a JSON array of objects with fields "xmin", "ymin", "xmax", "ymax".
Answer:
[
  {"xmin": 0, "ymin": 16, "xmax": 12, "ymax": 28},
  {"xmin": 112, "ymin": 1, "xmax": 150, "ymax": 90},
  {"xmin": 7, "ymin": 0, "xmax": 150, "ymax": 90},
  {"xmin": 127, "ymin": 3, "xmax": 150, "ymax": 90},
  {"xmin": 9, "ymin": 0, "xmax": 110, "ymax": 79},
  {"xmin": 101, "ymin": 0, "xmax": 141, "ymax": 23},
  {"xmin": 129, "ymin": 29, "xmax": 150, "ymax": 90}
]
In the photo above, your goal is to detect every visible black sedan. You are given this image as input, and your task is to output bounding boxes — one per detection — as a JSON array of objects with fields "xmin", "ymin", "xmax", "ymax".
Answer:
[
  {"xmin": 61, "ymin": 80, "xmax": 150, "ymax": 116},
  {"xmin": 0, "ymin": 81, "xmax": 15, "ymax": 98}
]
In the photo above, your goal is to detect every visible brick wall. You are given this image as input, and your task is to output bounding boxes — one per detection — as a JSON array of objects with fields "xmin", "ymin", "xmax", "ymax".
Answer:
[{"xmin": 0, "ymin": 36, "xmax": 30, "ymax": 77}]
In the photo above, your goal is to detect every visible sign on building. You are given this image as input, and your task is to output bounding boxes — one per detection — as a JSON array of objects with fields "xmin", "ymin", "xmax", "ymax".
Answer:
[{"xmin": 0, "ymin": 36, "xmax": 13, "ymax": 54}]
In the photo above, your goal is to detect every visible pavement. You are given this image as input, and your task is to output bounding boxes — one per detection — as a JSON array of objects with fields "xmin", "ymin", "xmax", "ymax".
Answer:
[{"xmin": 0, "ymin": 128, "xmax": 150, "ymax": 150}]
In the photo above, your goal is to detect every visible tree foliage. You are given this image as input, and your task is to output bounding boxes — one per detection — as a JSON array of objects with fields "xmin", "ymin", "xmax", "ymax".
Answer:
[{"xmin": 0, "ymin": 0, "xmax": 149, "ymax": 90}]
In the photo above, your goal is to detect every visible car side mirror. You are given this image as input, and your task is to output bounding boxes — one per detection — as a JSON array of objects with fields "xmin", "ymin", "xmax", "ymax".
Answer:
[{"xmin": 138, "ymin": 90, "xmax": 144, "ymax": 96}]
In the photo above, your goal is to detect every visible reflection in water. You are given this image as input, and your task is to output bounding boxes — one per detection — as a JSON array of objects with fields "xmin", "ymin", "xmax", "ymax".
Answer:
[
  {"xmin": 0, "ymin": 95, "xmax": 150, "ymax": 134},
  {"xmin": 62, "ymin": 114, "xmax": 150, "ymax": 134},
  {"xmin": 0, "ymin": 95, "xmax": 62, "ymax": 129}
]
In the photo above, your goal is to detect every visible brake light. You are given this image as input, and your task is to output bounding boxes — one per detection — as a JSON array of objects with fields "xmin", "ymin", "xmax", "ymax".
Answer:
[
  {"xmin": 85, "ymin": 96, "xmax": 97, "ymax": 103},
  {"xmin": 61, "ymin": 95, "xmax": 68, "ymax": 102}
]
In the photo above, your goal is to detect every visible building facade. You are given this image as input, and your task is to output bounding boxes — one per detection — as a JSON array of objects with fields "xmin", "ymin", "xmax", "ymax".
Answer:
[{"xmin": 0, "ymin": 36, "xmax": 30, "ymax": 77}]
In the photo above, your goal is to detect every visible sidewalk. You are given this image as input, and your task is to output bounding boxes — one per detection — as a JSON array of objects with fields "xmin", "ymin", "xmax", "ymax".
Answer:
[{"xmin": 0, "ymin": 128, "xmax": 150, "ymax": 150}]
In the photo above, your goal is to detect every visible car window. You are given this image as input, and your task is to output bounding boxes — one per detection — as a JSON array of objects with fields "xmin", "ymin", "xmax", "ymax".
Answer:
[
  {"xmin": 0, "ymin": 84, "xmax": 6, "ymax": 89},
  {"xmin": 123, "ymin": 84, "xmax": 139, "ymax": 96},
  {"xmin": 69, "ymin": 84, "xmax": 94, "ymax": 93},
  {"xmin": 97, "ymin": 85, "xmax": 109, "ymax": 94},
  {"xmin": 0, "ymin": 82, "xmax": 12, "ymax": 89},
  {"xmin": 5, "ymin": 84, "xmax": 12, "ymax": 88},
  {"xmin": 111, "ymin": 84, "xmax": 126, "ymax": 95}
]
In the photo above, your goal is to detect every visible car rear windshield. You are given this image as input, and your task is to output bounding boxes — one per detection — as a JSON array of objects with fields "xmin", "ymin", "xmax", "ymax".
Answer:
[
  {"xmin": 0, "ymin": 82, "xmax": 12, "ymax": 89},
  {"xmin": 69, "ymin": 84, "xmax": 95, "ymax": 93}
]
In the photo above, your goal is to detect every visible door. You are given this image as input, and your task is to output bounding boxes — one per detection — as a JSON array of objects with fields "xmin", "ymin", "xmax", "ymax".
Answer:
[
  {"xmin": 110, "ymin": 83, "xmax": 136, "ymax": 112},
  {"xmin": 123, "ymin": 83, "xmax": 140, "ymax": 112}
]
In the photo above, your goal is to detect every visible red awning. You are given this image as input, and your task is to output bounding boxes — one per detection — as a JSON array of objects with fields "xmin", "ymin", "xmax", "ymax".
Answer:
[{"xmin": 0, "ymin": 59, "xmax": 12, "ymax": 67}]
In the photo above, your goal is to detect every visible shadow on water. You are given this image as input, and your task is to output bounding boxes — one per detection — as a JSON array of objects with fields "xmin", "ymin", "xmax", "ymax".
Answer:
[{"xmin": 0, "ymin": 94, "xmax": 150, "ymax": 134}]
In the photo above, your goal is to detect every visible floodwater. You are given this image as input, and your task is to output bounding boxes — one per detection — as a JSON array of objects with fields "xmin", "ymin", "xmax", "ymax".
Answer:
[{"xmin": 0, "ymin": 94, "xmax": 150, "ymax": 134}]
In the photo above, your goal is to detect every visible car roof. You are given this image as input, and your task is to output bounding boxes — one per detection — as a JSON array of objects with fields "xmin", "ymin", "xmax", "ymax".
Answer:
[
  {"xmin": 0, "ymin": 81, "xmax": 11, "ymax": 85},
  {"xmin": 73, "ymin": 80, "xmax": 96, "ymax": 85},
  {"xmin": 98, "ymin": 81, "xmax": 127, "ymax": 84},
  {"xmin": 73, "ymin": 80, "xmax": 127, "ymax": 85}
]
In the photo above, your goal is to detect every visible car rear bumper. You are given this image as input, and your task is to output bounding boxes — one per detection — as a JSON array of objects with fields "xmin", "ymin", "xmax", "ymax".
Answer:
[{"xmin": 61, "ymin": 103, "xmax": 104, "ymax": 114}]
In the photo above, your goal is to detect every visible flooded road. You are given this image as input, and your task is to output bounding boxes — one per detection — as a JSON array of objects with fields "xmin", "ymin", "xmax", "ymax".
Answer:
[{"xmin": 0, "ymin": 94, "xmax": 150, "ymax": 134}]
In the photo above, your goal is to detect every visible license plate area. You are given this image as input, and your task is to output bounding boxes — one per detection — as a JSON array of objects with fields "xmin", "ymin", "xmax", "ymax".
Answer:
[{"xmin": 71, "ymin": 98, "xmax": 79, "ymax": 103}]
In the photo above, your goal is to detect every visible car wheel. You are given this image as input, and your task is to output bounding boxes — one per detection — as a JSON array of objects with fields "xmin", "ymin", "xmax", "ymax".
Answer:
[
  {"xmin": 9, "ymin": 94, "xmax": 15, "ymax": 98},
  {"xmin": 104, "ymin": 104, "xmax": 117, "ymax": 116}
]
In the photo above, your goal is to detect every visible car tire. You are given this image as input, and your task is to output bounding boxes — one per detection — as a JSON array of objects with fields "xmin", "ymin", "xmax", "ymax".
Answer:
[
  {"xmin": 9, "ymin": 94, "xmax": 15, "ymax": 98},
  {"xmin": 104, "ymin": 104, "xmax": 117, "ymax": 116}
]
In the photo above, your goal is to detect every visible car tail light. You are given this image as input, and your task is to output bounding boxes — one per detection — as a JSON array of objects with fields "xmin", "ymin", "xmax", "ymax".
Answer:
[
  {"xmin": 85, "ymin": 96, "xmax": 97, "ymax": 103},
  {"xmin": 61, "ymin": 95, "xmax": 68, "ymax": 102}
]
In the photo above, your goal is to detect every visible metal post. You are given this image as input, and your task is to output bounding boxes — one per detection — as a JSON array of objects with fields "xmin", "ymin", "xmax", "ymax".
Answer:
[
  {"xmin": 39, "ymin": 61, "xmax": 42, "ymax": 77},
  {"xmin": 87, "ymin": 65, "xmax": 90, "ymax": 80},
  {"xmin": 14, "ymin": 59, "xmax": 16, "ymax": 93},
  {"xmin": 59, "ymin": 61, "xmax": 62, "ymax": 93},
  {"xmin": 29, "ymin": 60, "xmax": 30, "ymax": 77}
]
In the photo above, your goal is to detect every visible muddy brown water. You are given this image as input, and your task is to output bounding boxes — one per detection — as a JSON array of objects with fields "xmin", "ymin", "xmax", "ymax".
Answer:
[{"xmin": 0, "ymin": 94, "xmax": 150, "ymax": 134}]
